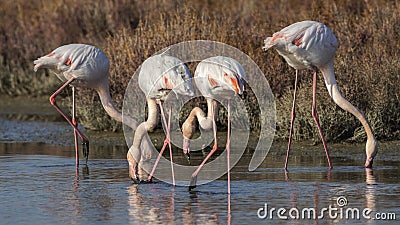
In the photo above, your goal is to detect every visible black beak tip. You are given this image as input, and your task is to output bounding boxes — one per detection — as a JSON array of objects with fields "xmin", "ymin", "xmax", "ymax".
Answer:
[{"xmin": 185, "ymin": 152, "xmax": 190, "ymax": 160}]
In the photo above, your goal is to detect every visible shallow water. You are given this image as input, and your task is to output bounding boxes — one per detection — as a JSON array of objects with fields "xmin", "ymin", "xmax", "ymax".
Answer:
[
  {"xmin": 0, "ymin": 140, "xmax": 399, "ymax": 225},
  {"xmin": 0, "ymin": 97, "xmax": 399, "ymax": 224}
]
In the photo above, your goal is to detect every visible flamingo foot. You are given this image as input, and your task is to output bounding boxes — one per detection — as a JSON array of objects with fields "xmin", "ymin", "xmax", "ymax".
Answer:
[
  {"xmin": 82, "ymin": 141, "xmax": 89, "ymax": 164},
  {"xmin": 139, "ymin": 179, "xmax": 153, "ymax": 184},
  {"xmin": 130, "ymin": 177, "xmax": 141, "ymax": 184},
  {"xmin": 189, "ymin": 175, "xmax": 197, "ymax": 191}
]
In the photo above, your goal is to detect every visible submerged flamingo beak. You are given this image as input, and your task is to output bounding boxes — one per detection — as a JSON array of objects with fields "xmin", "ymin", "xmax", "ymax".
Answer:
[{"xmin": 365, "ymin": 158, "xmax": 374, "ymax": 168}]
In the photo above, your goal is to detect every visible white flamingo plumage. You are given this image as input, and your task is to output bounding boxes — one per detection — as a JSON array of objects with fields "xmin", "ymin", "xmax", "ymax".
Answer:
[
  {"xmin": 34, "ymin": 44, "xmax": 140, "ymax": 166},
  {"xmin": 126, "ymin": 54, "xmax": 194, "ymax": 184},
  {"xmin": 181, "ymin": 56, "xmax": 246, "ymax": 194},
  {"xmin": 263, "ymin": 20, "xmax": 378, "ymax": 169}
]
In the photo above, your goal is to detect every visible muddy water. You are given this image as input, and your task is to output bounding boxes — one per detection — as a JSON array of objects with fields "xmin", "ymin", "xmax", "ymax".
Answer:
[{"xmin": 0, "ymin": 97, "xmax": 399, "ymax": 224}]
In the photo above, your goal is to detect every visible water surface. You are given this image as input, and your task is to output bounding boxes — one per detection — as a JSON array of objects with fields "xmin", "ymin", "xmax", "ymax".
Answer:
[
  {"xmin": 0, "ymin": 140, "xmax": 399, "ymax": 224},
  {"xmin": 0, "ymin": 97, "xmax": 399, "ymax": 224}
]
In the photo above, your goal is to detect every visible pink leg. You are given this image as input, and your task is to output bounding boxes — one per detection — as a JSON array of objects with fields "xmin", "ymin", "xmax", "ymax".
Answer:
[
  {"xmin": 226, "ymin": 100, "xmax": 231, "ymax": 194},
  {"xmin": 285, "ymin": 70, "xmax": 299, "ymax": 170},
  {"xmin": 224, "ymin": 101, "xmax": 232, "ymax": 222},
  {"xmin": 50, "ymin": 77, "xmax": 89, "ymax": 166},
  {"xmin": 50, "ymin": 77, "xmax": 88, "ymax": 142},
  {"xmin": 148, "ymin": 101, "xmax": 175, "ymax": 185},
  {"xmin": 72, "ymin": 86, "xmax": 89, "ymax": 165},
  {"xmin": 166, "ymin": 106, "xmax": 175, "ymax": 185},
  {"xmin": 311, "ymin": 70, "xmax": 333, "ymax": 169},
  {"xmin": 211, "ymin": 101, "xmax": 218, "ymax": 151},
  {"xmin": 228, "ymin": 193, "xmax": 231, "ymax": 224},
  {"xmin": 72, "ymin": 86, "xmax": 79, "ymax": 167},
  {"xmin": 189, "ymin": 100, "xmax": 218, "ymax": 190}
]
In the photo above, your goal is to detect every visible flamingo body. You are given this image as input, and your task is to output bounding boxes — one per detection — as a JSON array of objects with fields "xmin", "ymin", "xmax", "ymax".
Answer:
[
  {"xmin": 34, "ymin": 44, "xmax": 140, "ymax": 167},
  {"xmin": 34, "ymin": 44, "xmax": 110, "ymax": 89},
  {"xmin": 182, "ymin": 56, "xmax": 246, "ymax": 194},
  {"xmin": 139, "ymin": 54, "xmax": 194, "ymax": 100},
  {"xmin": 264, "ymin": 21, "xmax": 378, "ymax": 168},
  {"xmin": 264, "ymin": 21, "xmax": 338, "ymax": 70},
  {"xmin": 128, "ymin": 54, "xmax": 194, "ymax": 183},
  {"xmin": 195, "ymin": 56, "xmax": 245, "ymax": 99}
]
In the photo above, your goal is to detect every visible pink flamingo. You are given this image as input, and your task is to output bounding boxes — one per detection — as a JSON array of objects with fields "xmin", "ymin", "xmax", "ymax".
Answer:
[
  {"xmin": 263, "ymin": 21, "xmax": 378, "ymax": 169},
  {"xmin": 181, "ymin": 56, "xmax": 246, "ymax": 193},
  {"xmin": 126, "ymin": 54, "xmax": 194, "ymax": 183},
  {"xmin": 34, "ymin": 44, "xmax": 140, "ymax": 166}
]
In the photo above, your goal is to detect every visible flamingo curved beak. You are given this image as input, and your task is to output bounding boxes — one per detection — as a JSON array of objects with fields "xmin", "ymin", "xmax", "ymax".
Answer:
[{"xmin": 183, "ymin": 137, "xmax": 191, "ymax": 160}]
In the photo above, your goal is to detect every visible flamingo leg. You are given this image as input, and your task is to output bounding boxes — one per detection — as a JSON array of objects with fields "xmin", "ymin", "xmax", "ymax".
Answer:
[
  {"xmin": 211, "ymin": 100, "xmax": 218, "ymax": 151},
  {"xmin": 148, "ymin": 101, "xmax": 175, "ymax": 185},
  {"xmin": 285, "ymin": 70, "xmax": 299, "ymax": 170},
  {"xmin": 72, "ymin": 86, "xmax": 89, "ymax": 164},
  {"xmin": 50, "ymin": 77, "xmax": 89, "ymax": 166},
  {"xmin": 166, "ymin": 105, "xmax": 175, "ymax": 185},
  {"xmin": 72, "ymin": 86, "xmax": 79, "ymax": 167},
  {"xmin": 228, "ymin": 192, "xmax": 231, "ymax": 224},
  {"xmin": 225, "ymin": 100, "xmax": 232, "ymax": 223},
  {"xmin": 226, "ymin": 99, "xmax": 231, "ymax": 194},
  {"xmin": 311, "ymin": 70, "xmax": 333, "ymax": 169},
  {"xmin": 189, "ymin": 101, "xmax": 218, "ymax": 190}
]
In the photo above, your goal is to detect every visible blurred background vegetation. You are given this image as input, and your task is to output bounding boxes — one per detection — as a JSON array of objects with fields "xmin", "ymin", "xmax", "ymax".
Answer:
[{"xmin": 0, "ymin": 0, "xmax": 399, "ymax": 142}]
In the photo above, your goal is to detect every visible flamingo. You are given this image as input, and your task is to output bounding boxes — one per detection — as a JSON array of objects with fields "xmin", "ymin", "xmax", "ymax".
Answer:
[
  {"xmin": 263, "ymin": 20, "xmax": 378, "ymax": 169},
  {"xmin": 181, "ymin": 56, "xmax": 246, "ymax": 193},
  {"xmin": 126, "ymin": 54, "xmax": 194, "ymax": 183},
  {"xmin": 33, "ymin": 44, "xmax": 141, "ymax": 166}
]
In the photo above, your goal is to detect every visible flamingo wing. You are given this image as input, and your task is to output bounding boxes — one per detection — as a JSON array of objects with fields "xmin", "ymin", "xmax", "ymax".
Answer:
[
  {"xmin": 196, "ymin": 56, "xmax": 245, "ymax": 97},
  {"xmin": 34, "ymin": 44, "xmax": 105, "ymax": 72},
  {"xmin": 138, "ymin": 54, "xmax": 193, "ymax": 99},
  {"xmin": 263, "ymin": 21, "xmax": 338, "ymax": 69}
]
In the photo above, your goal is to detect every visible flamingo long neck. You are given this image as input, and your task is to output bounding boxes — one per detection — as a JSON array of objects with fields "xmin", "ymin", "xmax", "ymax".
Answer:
[
  {"xmin": 127, "ymin": 98, "xmax": 159, "ymax": 168},
  {"xmin": 96, "ymin": 82, "xmax": 139, "ymax": 129},
  {"xmin": 182, "ymin": 98, "xmax": 217, "ymax": 139},
  {"xmin": 320, "ymin": 62, "xmax": 376, "ymax": 142},
  {"xmin": 130, "ymin": 98, "xmax": 159, "ymax": 148},
  {"xmin": 144, "ymin": 98, "xmax": 159, "ymax": 132},
  {"xmin": 201, "ymin": 98, "xmax": 218, "ymax": 129}
]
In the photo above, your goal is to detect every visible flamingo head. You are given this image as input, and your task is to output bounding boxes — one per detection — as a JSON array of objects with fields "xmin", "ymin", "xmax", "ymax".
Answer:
[
  {"xmin": 365, "ymin": 138, "xmax": 378, "ymax": 168},
  {"xmin": 169, "ymin": 62, "xmax": 194, "ymax": 98},
  {"xmin": 262, "ymin": 36, "xmax": 274, "ymax": 51},
  {"xmin": 181, "ymin": 116, "xmax": 196, "ymax": 155},
  {"xmin": 127, "ymin": 149, "xmax": 139, "ymax": 182}
]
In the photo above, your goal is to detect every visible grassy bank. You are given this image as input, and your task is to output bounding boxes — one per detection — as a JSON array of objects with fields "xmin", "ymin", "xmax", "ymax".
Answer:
[{"xmin": 0, "ymin": 0, "xmax": 399, "ymax": 141}]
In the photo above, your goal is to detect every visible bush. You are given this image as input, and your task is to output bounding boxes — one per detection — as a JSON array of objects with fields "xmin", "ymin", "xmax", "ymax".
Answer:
[{"xmin": 0, "ymin": 0, "xmax": 399, "ymax": 141}]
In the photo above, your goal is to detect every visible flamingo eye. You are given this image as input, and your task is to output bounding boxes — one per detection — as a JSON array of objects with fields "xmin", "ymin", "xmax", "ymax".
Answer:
[{"xmin": 176, "ymin": 65, "xmax": 187, "ymax": 80}]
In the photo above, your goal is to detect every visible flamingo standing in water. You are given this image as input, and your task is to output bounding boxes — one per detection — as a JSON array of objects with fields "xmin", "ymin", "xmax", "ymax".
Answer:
[
  {"xmin": 181, "ymin": 56, "xmax": 246, "ymax": 193},
  {"xmin": 34, "ymin": 44, "xmax": 141, "ymax": 166},
  {"xmin": 263, "ymin": 21, "xmax": 378, "ymax": 169},
  {"xmin": 126, "ymin": 54, "xmax": 194, "ymax": 183}
]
